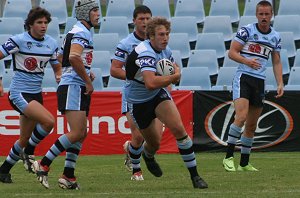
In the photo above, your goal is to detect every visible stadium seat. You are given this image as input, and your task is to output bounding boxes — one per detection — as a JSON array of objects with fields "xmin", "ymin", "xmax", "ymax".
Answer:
[
  {"xmin": 222, "ymin": 50, "xmax": 239, "ymax": 67},
  {"xmin": 170, "ymin": 16, "xmax": 198, "ymax": 43},
  {"xmin": 237, "ymin": 16, "xmax": 257, "ymax": 31},
  {"xmin": 42, "ymin": 68, "xmax": 58, "ymax": 91},
  {"xmin": 39, "ymin": 0, "xmax": 67, "ymax": 25},
  {"xmin": 209, "ymin": 0, "xmax": 240, "ymax": 23},
  {"xmin": 176, "ymin": 67, "xmax": 211, "ymax": 90},
  {"xmin": 106, "ymin": 0, "xmax": 135, "ymax": 24},
  {"xmin": 187, "ymin": 50, "xmax": 218, "ymax": 76},
  {"xmin": 91, "ymin": 68, "xmax": 104, "ymax": 91},
  {"xmin": 0, "ymin": 17, "xmax": 25, "ymax": 35},
  {"xmin": 279, "ymin": 32, "xmax": 296, "ymax": 58},
  {"xmin": 46, "ymin": 17, "xmax": 60, "ymax": 41},
  {"xmin": 265, "ymin": 67, "xmax": 277, "ymax": 90},
  {"xmin": 171, "ymin": 50, "xmax": 183, "ymax": 69},
  {"xmin": 91, "ymin": 51, "xmax": 111, "ymax": 77},
  {"xmin": 203, "ymin": 16, "xmax": 233, "ymax": 42},
  {"xmin": 3, "ymin": 0, "xmax": 32, "ymax": 20},
  {"xmin": 168, "ymin": 33, "xmax": 190, "ymax": 59},
  {"xmin": 273, "ymin": 15, "xmax": 300, "ymax": 41},
  {"xmin": 0, "ymin": 34, "xmax": 13, "ymax": 62},
  {"xmin": 99, "ymin": 17, "xmax": 129, "ymax": 40},
  {"xmin": 0, "ymin": 59, "xmax": 4, "ymax": 78},
  {"xmin": 174, "ymin": 0, "xmax": 205, "ymax": 24},
  {"xmin": 104, "ymin": 76, "xmax": 124, "ymax": 91},
  {"xmin": 211, "ymin": 67, "xmax": 236, "ymax": 90},
  {"xmin": 2, "ymin": 69, "xmax": 14, "ymax": 91},
  {"xmin": 278, "ymin": 0, "xmax": 300, "ymax": 16},
  {"xmin": 293, "ymin": 49, "xmax": 300, "ymax": 67},
  {"xmin": 287, "ymin": 67, "xmax": 300, "ymax": 85},
  {"xmin": 72, "ymin": 0, "xmax": 102, "ymax": 19},
  {"xmin": 93, "ymin": 33, "xmax": 119, "ymax": 59},
  {"xmin": 266, "ymin": 49, "xmax": 290, "ymax": 75},
  {"xmin": 63, "ymin": 17, "xmax": 77, "ymax": 34},
  {"xmin": 195, "ymin": 33, "xmax": 226, "ymax": 59},
  {"xmin": 243, "ymin": 0, "xmax": 273, "ymax": 18},
  {"xmin": 143, "ymin": 0, "xmax": 171, "ymax": 19}
]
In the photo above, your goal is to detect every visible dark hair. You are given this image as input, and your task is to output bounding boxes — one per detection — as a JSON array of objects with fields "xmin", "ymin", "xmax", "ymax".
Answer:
[
  {"xmin": 24, "ymin": 7, "xmax": 52, "ymax": 31},
  {"xmin": 256, "ymin": 1, "xmax": 273, "ymax": 12},
  {"xmin": 133, "ymin": 5, "xmax": 152, "ymax": 19}
]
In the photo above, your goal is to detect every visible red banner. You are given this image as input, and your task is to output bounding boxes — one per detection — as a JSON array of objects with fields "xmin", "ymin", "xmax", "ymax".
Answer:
[{"xmin": 0, "ymin": 91, "xmax": 193, "ymax": 156}]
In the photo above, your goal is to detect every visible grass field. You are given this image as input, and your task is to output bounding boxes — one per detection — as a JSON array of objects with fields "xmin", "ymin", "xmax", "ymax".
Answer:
[{"xmin": 1, "ymin": 152, "xmax": 299, "ymax": 197}]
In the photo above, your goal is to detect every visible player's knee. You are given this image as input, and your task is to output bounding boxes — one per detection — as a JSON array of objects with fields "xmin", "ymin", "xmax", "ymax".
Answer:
[{"xmin": 42, "ymin": 116, "xmax": 55, "ymax": 132}]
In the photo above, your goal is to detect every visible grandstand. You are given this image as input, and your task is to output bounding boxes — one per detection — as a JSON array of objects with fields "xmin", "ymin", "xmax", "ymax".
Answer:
[{"xmin": 0, "ymin": 0, "xmax": 298, "ymax": 90}]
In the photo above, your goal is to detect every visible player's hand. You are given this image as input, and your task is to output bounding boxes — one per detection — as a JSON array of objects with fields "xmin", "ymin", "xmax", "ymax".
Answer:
[
  {"xmin": 89, "ymin": 71, "xmax": 95, "ymax": 82},
  {"xmin": 85, "ymin": 81, "xmax": 94, "ymax": 95},
  {"xmin": 55, "ymin": 74, "xmax": 61, "ymax": 84},
  {"xmin": 0, "ymin": 86, "xmax": 3, "ymax": 97},
  {"xmin": 247, "ymin": 58, "xmax": 261, "ymax": 70},
  {"xmin": 275, "ymin": 84, "xmax": 284, "ymax": 98},
  {"xmin": 171, "ymin": 64, "xmax": 181, "ymax": 84}
]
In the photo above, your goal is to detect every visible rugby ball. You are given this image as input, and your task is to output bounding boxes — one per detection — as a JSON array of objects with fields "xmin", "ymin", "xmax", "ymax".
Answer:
[{"xmin": 156, "ymin": 58, "xmax": 175, "ymax": 76}]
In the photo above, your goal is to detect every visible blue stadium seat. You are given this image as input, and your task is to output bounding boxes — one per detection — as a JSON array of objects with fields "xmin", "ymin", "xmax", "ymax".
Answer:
[
  {"xmin": 91, "ymin": 51, "xmax": 111, "ymax": 77},
  {"xmin": 46, "ymin": 17, "xmax": 60, "ymax": 41},
  {"xmin": 176, "ymin": 67, "xmax": 211, "ymax": 90},
  {"xmin": 222, "ymin": 50, "xmax": 239, "ymax": 67},
  {"xmin": 143, "ymin": 0, "xmax": 171, "ymax": 19},
  {"xmin": 104, "ymin": 76, "xmax": 124, "ymax": 91},
  {"xmin": 195, "ymin": 33, "xmax": 226, "ymax": 59},
  {"xmin": 211, "ymin": 67, "xmax": 236, "ymax": 90},
  {"xmin": 287, "ymin": 67, "xmax": 300, "ymax": 85},
  {"xmin": 168, "ymin": 33, "xmax": 190, "ymax": 59},
  {"xmin": 170, "ymin": 16, "xmax": 198, "ymax": 43},
  {"xmin": 0, "ymin": 17, "xmax": 25, "ymax": 35},
  {"xmin": 203, "ymin": 16, "xmax": 233, "ymax": 42},
  {"xmin": 2, "ymin": 69, "xmax": 14, "ymax": 91},
  {"xmin": 266, "ymin": 49, "xmax": 290, "ymax": 75},
  {"xmin": 171, "ymin": 50, "xmax": 183, "ymax": 69},
  {"xmin": 106, "ymin": 0, "xmax": 135, "ymax": 24},
  {"xmin": 42, "ymin": 68, "xmax": 58, "ymax": 92},
  {"xmin": 237, "ymin": 15, "xmax": 257, "ymax": 31},
  {"xmin": 99, "ymin": 17, "xmax": 129, "ymax": 40},
  {"xmin": 278, "ymin": 0, "xmax": 300, "ymax": 16},
  {"xmin": 273, "ymin": 15, "xmax": 300, "ymax": 41},
  {"xmin": 93, "ymin": 33, "xmax": 119, "ymax": 59},
  {"xmin": 209, "ymin": 0, "xmax": 240, "ymax": 23},
  {"xmin": 265, "ymin": 67, "xmax": 277, "ymax": 90},
  {"xmin": 293, "ymin": 49, "xmax": 300, "ymax": 67},
  {"xmin": 63, "ymin": 17, "xmax": 77, "ymax": 34},
  {"xmin": 3, "ymin": 0, "xmax": 32, "ymax": 20},
  {"xmin": 279, "ymin": 32, "xmax": 296, "ymax": 58},
  {"xmin": 174, "ymin": 0, "xmax": 205, "ymax": 24},
  {"xmin": 39, "ymin": 0, "xmax": 67, "ymax": 25},
  {"xmin": 187, "ymin": 50, "xmax": 218, "ymax": 76},
  {"xmin": 91, "ymin": 68, "xmax": 104, "ymax": 91}
]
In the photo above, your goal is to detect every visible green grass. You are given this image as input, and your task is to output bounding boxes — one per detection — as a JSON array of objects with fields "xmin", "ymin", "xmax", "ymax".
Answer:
[{"xmin": 1, "ymin": 152, "xmax": 300, "ymax": 197}]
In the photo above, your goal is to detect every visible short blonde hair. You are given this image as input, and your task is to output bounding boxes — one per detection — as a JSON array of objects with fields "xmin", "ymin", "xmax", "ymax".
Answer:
[{"xmin": 146, "ymin": 17, "xmax": 171, "ymax": 39}]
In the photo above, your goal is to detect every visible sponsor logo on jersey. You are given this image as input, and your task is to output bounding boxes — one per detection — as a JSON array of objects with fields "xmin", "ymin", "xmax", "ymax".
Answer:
[
  {"xmin": 136, "ymin": 57, "xmax": 155, "ymax": 67},
  {"xmin": 85, "ymin": 51, "xmax": 93, "ymax": 65},
  {"xmin": 3, "ymin": 40, "xmax": 16, "ymax": 51},
  {"xmin": 24, "ymin": 57, "xmax": 38, "ymax": 71}
]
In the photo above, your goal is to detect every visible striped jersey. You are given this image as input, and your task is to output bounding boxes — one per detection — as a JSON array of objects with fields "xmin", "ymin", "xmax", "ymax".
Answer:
[
  {"xmin": 234, "ymin": 23, "xmax": 281, "ymax": 79},
  {"xmin": 0, "ymin": 32, "xmax": 59, "ymax": 93}
]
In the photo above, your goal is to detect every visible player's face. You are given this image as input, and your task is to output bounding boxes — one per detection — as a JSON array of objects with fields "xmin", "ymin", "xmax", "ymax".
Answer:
[
  {"xmin": 150, "ymin": 25, "xmax": 169, "ymax": 51},
  {"xmin": 30, "ymin": 17, "xmax": 49, "ymax": 39},
  {"xmin": 256, "ymin": 5, "xmax": 272, "ymax": 28},
  {"xmin": 89, "ymin": 7, "xmax": 100, "ymax": 27},
  {"xmin": 133, "ymin": 13, "xmax": 151, "ymax": 38}
]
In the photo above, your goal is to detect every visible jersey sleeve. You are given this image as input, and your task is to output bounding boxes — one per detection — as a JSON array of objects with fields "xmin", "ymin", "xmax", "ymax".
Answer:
[
  {"xmin": 0, "ymin": 35, "xmax": 20, "ymax": 57},
  {"xmin": 113, "ymin": 40, "xmax": 128, "ymax": 63}
]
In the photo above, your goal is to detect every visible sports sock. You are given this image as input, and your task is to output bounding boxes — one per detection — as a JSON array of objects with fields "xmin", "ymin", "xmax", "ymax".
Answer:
[
  {"xmin": 176, "ymin": 135, "xmax": 199, "ymax": 178},
  {"xmin": 24, "ymin": 124, "xmax": 49, "ymax": 155},
  {"xmin": 226, "ymin": 124, "xmax": 242, "ymax": 158},
  {"xmin": 63, "ymin": 142, "xmax": 82, "ymax": 178},
  {"xmin": 129, "ymin": 143, "xmax": 143, "ymax": 174},
  {"xmin": 41, "ymin": 134, "xmax": 72, "ymax": 167},
  {"xmin": 0, "ymin": 141, "xmax": 22, "ymax": 173},
  {"xmin": 240, "ymin": 135, "xmax": 253, "ymax": 166}
]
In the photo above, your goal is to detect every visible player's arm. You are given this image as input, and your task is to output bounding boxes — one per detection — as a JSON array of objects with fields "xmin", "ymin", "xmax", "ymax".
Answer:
[
  {"xmin": 271, "ymin": 51, "xmax": 284, "ymax": 98},
  {"xmin": 143, "ymin": 64, "xmax": 180, "ymax": 90},
  {"xmin": 228, "ymin": 41, "xmax": 261, "ymax": 70},
  {"xmin": 69, "ymin": 43, "xmax": 93, "ymax": 95},
  {"xmin": 110, "ymin": 59, "xmax": 126, "ymax": 80},
  {"xmin": 51, "ymin": 62, "xmax": 62, "ymax": 84}
]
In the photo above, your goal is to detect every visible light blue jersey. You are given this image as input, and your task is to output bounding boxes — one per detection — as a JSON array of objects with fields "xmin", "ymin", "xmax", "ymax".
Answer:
[
  {"xmin": 125, "ymin": 40, "xmax": 174, "ymax": 103},
  {"xmin": 113, "ymin": 32, "xmax": 144, "ymax": 113},
  {"xmin": 0, "ymin": 32, "xmax": 59, "ymax": 93},
  {"xmin": 234, "ymin": 23, "xmax": 281, "ymax": 79},
  {"xmin": 58, "ymin": 21, "xmax": 94, "ymax": 86}
]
